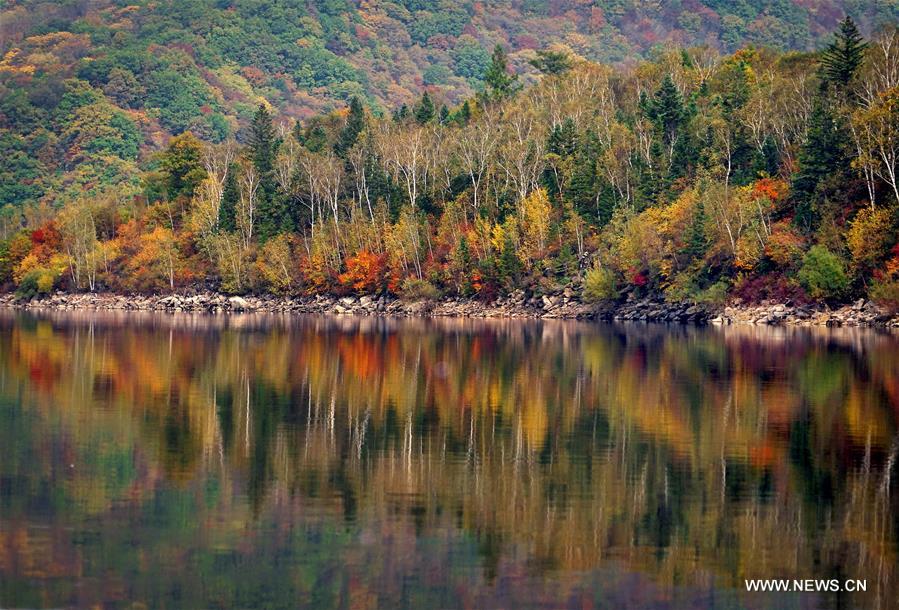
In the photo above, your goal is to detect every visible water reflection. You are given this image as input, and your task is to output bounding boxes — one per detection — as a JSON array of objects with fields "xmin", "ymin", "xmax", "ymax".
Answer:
[{"xmin": 0, "ymin": 311, "xmax": 896, "ymax": 609}]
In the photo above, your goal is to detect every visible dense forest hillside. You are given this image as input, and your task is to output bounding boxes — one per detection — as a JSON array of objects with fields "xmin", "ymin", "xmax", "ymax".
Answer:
[{"xmin": 1, "ymin": 3, "xmax": 899, "ymax": 309}]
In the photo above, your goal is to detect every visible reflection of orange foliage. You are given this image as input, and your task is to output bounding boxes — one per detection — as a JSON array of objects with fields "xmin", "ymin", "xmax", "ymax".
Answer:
[{"xmin": 338, "ymin": 250, "xmax": 387, "ymax": 294}]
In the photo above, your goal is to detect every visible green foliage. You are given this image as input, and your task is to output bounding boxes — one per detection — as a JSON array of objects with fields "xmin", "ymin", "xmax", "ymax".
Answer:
[
  {"xmin": 798, "ymin": 245, "xmax": 849, "ymax": 299},
  {"xmin": 451, "ymin": 36, "xmax": 490, "ymax": 81},
  {"xmin": 335, "ymin": 96, "xmax": 365, "ymax": 157},
  {"xmin": 249, "ymin": 105, "xmax": 286, "ymax": 242},
  {"xmin": 583, "ymin": 265, "xmax": 619, "ymax": 302},
  {"xmin": 530, "ymin": 49, "xmax": 573, "ymax": 75},
  {"xmin": 791, "ymin": 95, "xmax": 851, "ymax": 232},
  {"xmin": 400, "ymin": 277, "xmax": 440, "ymax": 300},
  {"xmin": 414, "ymin": 92, "xmax": 436, "ymax": 124},
  {"xmin": 483, "ymin": 45, "xmax": 519, "ymax": 101},
  {"xmin": 160, "ymin": 133, "xmax": 206, "ymax": 200},
  {"xmin": 218, "ymin": 166, "xmax": 239, "ymax": 233},
  {"xmin": 821, "ymin": 16, "xmax": 867, "ymax": 91}
]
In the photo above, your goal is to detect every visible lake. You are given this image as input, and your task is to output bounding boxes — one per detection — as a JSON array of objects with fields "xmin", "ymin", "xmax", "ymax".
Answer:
[{"xmin": 0, "ymin": 311, "xmax": 896, "ymax": 610}]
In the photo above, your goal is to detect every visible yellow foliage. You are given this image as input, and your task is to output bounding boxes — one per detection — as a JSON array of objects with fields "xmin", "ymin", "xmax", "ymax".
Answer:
[
  {"xmin": 519, "ymin": 188, "xmax": 552, "ymax": 263},
  {"xmin": 846, "ymin": 206, "xmax": 894, "ymax": 270}
]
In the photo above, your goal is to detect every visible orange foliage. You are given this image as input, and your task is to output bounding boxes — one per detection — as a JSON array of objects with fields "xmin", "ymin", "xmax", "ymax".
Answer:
[
  {"xmin": 752, "ymin": 177, "xmax": 786, "ymax": 202},
  {"xmin": 338, "ymin": 250, "xmax": 388, "ymax": 294}
]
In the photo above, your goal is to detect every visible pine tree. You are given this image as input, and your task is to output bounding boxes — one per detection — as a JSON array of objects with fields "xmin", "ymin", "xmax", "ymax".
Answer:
[
  {"xmin": 685, "ymin": 198, "xmax": 707, "ymax": 259},
  {"xmin": 499, "ymin": 232, "xmax": 522, "ymax": 285},
  {"xmin": 791, "ymin": 94, "xmax": 850, "ymax": 231},
  {"xmin": 393, "ymin": 104, "xmax": 410, "ymax": 123},
  {"xmin": 249, "ymin": 104, "xmax": 287, "ymax": 242},
  {"xmin": 335, "ymin": 96, "xmax": 365, "ymax": 156},
  {"xmin": 566, "ymin": 130, "xmax": 599, "ymax": 215},
  {"xmin": 547, "ymin": 118, "xmax": 577, "ymax": 156},
  {"xmin": 649, "ymin": 74, "xmax": 687, "ymax": 152},
  {"xmin": 438, "ymin": 104, "xmax": 450, "ymax": 124},
  {"xmin": 218, "ymin": 164, "xmax": 239, "ymax": 233},
  {"xmin": 414, "ymin": 92, "xmax": 435, "ymax": 124},
  {"xmin": 250, "ymin": 104, "xmax": 277, "ymax": 182},
  {"xmin": 483, "ymin": 44, "xmax": 519, "ymax": 101},
  {"xmin": 454, "ymin": 100, "xmax": 472, "ymax": 125},
  {"xmin": 303, "ymin": 124, "xmax": 328, "ymax": 153},
  {"xmin": 530, "ymin": 49, "xmax": 572, "ymax": 75},
  {"xmin": 821, "ymin": 16, "xmax": 867, "ymax": 91}
]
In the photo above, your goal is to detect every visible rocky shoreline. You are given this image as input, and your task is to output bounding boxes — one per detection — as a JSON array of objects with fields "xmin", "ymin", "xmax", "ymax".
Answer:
[{"xmin": 0, "ymin": 291, "xmax": 897, "ymax": 328}]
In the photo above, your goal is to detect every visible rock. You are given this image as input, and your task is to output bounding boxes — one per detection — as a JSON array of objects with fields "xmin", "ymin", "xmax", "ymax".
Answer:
[{"xmin": 228, "ymin": 296, "xmax": 253, "ymax": 311}]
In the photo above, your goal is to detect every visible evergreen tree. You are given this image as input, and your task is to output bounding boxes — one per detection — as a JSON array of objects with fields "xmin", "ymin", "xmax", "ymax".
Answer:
[
  {"xmin": 821, "ymin": 16, "xmax": 867, "ymax": 91},
  {"xmin": 648, "ymin": 74, "xmax": 687, "ymax": 153},
  {"xmin": 547, "ymin": 118, "xmax": 578, "ymax": 156},
  {"xmin": 392, "ymin": 104, "xmax": 409, "ymax": 122},
  {"xmin": 499, "ymin": 232, "xmax": 522, "ymax": 285},
  {"xmin": 303, "ymin": 124, "xmax": 328, "ymax": 153},
  {"xmin": 530, "ymin": 49, "xmax": 572, "ymax": 75},
  {"xmin": 249, "ymin": 104, "xmax": 287, "ymax": 242},
  {"xmin": 438, "ymin": 104, "xmax": 450, "ymax": 125},
  {"xmin": 791, "ymin": 93, "xmax": 850, "ymax": 231},
  {"xmin": 454, "ymin": 100, "xmax": 472, "ymax": 125},
  {"xmin": 335, "ymin": 96, "xmax": 365, "ymax": 156},
  {"xmin": 685, "ymin": 198, "xmax": 707, "ymax": 259},
  {"xmin": 218, "ymin": 164, "xmax": 239, "ymax": 232},
  {"xmin": 566, "ymin": 130, "xmax": 599, "ymax": 216},
  {"xmin": 455, "ymin": 235, "xmax": 473, "ymax": 295},
  {"xmin": 483, "ymin": 45, "xmax": 519, "ymax": 101},
  {"xmin": 414, "ymin": 91, "xmax": 436, "ymax": 124}
]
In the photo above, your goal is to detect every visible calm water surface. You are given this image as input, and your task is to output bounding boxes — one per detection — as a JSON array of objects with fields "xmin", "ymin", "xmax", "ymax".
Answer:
[{"xmin": 0, "ymin": 311, "xmax": 897, "ymax": 610}]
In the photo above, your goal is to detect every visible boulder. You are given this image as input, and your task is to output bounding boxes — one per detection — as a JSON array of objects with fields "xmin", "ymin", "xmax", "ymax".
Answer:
[{"xmin": 228, "ymin": 296, "xmax": 253, "ymax": 311}]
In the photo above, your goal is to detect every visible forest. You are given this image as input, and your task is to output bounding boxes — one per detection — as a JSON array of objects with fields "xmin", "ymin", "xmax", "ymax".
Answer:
[{"xmin": 2, "ymin": 9, "xmax": 899, "ymax": 308}]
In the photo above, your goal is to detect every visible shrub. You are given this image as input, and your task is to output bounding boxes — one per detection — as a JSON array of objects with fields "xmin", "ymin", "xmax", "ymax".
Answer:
[
  {"xmin": 583, "ymin": 264, "xmax": 618, "ymax": 302},
  {"xmin": 797, "ymin": 245, "xmax": 849, "ymax": 300},
  {"xmin": 870, "ymin": 279, "xmax": 899, "ymax": 312},
  {"xmin": 696, "ymin": 280, "xmax": 729, "ymax": 305},
  {"xmin": 400, "ymin": 277, "xmax": 440, "ymax": 300},
  {"xmin": 16, "ymin": 268, "xmax": 57, "ymax": 299}
]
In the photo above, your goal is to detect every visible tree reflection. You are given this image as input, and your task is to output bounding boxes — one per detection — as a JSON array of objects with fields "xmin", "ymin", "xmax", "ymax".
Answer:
[{"xmin": 0, "ymin": 312, "xmax": 896, "ymax": 609}]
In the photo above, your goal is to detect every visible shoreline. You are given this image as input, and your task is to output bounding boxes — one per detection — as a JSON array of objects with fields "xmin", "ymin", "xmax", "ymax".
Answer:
[{"xmin": 1, "ymin": 291, "xmax": 897, "ymax": 329}]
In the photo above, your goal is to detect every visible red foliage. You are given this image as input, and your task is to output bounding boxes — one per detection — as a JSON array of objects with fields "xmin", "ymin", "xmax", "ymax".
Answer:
[
  {"xmin": 31, "ymin": 222, "xmax": 62, "ymax": 249},
  {"xmin": 630, "ymin": 270, "xmax": 648, "ymax": 286},
  {"xmin": 590, "ymin": 6, "xmax": 606, "ymax": 30},
  {"xmin": 752, "ymin": 177, "xmax": 786, "ymax": 202},
  {"xmin": 731, "ymin": 273, "xmax": 810, "ymax": 305},
  {"xmin": 338, "ymin": 251, "xmax": 388, "ymax": 294}
]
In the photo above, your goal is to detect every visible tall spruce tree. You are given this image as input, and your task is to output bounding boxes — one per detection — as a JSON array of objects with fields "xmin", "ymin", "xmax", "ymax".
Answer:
[
  {"xmin": 414, "ymin": 91, "xmax": 436, "ymax": 124},
  {"xmin": 454, "ymin": 100, "xmax": 472, "ymax": 125},
  {"xmin": 567, "ymin": 129, "xmax": 600, "ymax": 216},
  {"xmin": 649, "ymin": 74, "xmax": 687, "ymax": 154},
  {"xmin": 483, "ymin": 44, "xmax": 519, "ymax": 101},
  {"xmin": 821, "ymin": 16, "xmax": 867, "ymax": 91},
  {"xmin": 685, "ymin": 198, "xmax": 707, "ymax": 259},
  {"xmin": 791, "ymin": 93, "xmax": 850, "ymax": 231},
  {"xmin": 249, "ymin": 104, "xmax": 287, "ymax": 241},
  {"xmin": 335, "ymin": 96, "xmax": 365, "ymax": 156}
]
